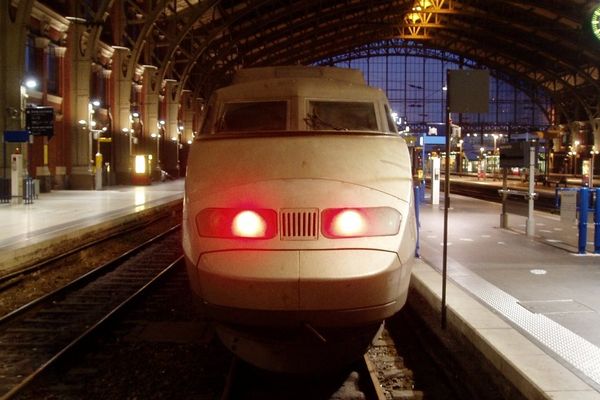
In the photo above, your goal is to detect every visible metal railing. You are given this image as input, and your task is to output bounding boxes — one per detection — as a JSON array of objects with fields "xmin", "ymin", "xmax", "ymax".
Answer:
[
  {"xmin": 555, "ymin": 187, "xmax": 600, "ymax": 254},
  {"xmin": 0, "ymin": 178, "xmax": 9, "ymax": 203},
  {"xmin": 0, "ymin": 177, "xmax": 38, "ymax": 204},
  {"xmin": 23, "ymin": 176, "xmax": 36, "ymax": 204}
]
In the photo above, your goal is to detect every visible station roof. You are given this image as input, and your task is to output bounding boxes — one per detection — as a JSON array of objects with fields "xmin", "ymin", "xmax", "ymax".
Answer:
[{"xmin": 39, "ymin": 0, "xmax": 600, "ymax": 124}]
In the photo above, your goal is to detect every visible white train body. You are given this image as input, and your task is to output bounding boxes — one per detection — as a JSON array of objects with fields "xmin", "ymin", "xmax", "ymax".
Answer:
[{"xmin": 183, "ymin": 66, "xmax": 417, "ymax": 372}]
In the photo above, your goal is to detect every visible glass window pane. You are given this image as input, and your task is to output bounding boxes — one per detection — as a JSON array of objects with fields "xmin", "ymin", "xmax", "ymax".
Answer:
[
  {"xmin": 218, "ymin": 101, "xmax": 287, "ymax": 132},
  {"xmin": 306, "ymin": 101, "xmax": 378, "ymax": 131}
]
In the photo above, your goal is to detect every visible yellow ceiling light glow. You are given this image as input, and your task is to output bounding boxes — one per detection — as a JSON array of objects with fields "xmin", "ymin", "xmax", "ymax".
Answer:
[
  {"xmin": 407, "ymin": 12, "xmax": 422, "ymax": 23},
  {"xmin": 400, "ymin": 0, "xmax": 454, "ymax": 39},
  {"xmin": 417, "ymin": 0, "xmax": 432, "ymax": 9}
]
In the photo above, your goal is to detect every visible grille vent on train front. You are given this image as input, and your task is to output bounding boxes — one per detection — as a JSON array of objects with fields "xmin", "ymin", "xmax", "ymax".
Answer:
[{"xmin": 280, "ymin": 208, "xmax": 319, "ymax": 240}]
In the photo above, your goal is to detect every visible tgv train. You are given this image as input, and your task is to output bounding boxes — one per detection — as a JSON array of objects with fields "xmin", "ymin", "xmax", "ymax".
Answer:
[{"xmin": 182, "ymin": 66, "xmax": 417, "ymax": 372}]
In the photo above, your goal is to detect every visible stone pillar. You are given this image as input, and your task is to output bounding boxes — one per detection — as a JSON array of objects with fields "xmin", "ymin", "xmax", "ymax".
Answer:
[
  {"xmin": 111, "ymin": 46, "xmax": 133, "ymax": 184},
  {"xmin": 99, "ymin": 67, "xmax": 114, "ymax": 186},
  {"xmin": 0, "ymin": 2, "xmax": 32, "ymax": 181},
  {"xmin": 163, "ymin": 79, "xmax": 180, "ymax": 178},
  {"xmin": 141, "ymin": 65, "xmax": 160, "ymax": 177},
  {"xmin": 67, "ymin": 22, "xmax": 94, "ymax": 189},
  {"xmin": 179, "ymin": 90, "xmax": 194, "ymax": 177},
  {"xmin": 53, "ymin": 46, "xmax": 68, "ymax": 189},
  {"xmin": 592, "ymin": 118, "xmax": 600, "ymax": 149},
  {"xmin": 193, "ymin": 97, "xmax": 205, "ymax": 133},
  {"xmin": 181, "ymin": 90, "xmax": 194, "ymax": 144},
  {"xmin": 33, "ymin": 37, "xmax": 52, "ymax": 192}
]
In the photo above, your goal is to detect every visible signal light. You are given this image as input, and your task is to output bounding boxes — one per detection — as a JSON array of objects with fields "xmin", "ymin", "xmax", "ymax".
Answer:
[
  {"xmin": 232, "ymin": 210, "xmax": 267, "ymax": 238},
  {"xmin": 197, "ymin": 208, "xmax": 277, "ymax": 239},
  {"xmin": 322, "ymin": 207, "xmax": 401, "ymax": 238},
  {"xmin": 331, "ymin": 209, "xmax": 367, "ymax": 237}
]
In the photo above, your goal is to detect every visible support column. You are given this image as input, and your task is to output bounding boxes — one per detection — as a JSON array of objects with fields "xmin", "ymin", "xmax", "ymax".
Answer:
[
  {"xmin": 33, "ymin": 37, "xmax": 52, "ymax": 192},
  {"xmin": 181, "ymin": 90, "xmax": 194, "ymax": 145},
  {"xmin": 141, "ymin": 65, "xmax": 160, "ymax": 179},
  {"xmin": 111, "ymin": 46, "xmax": 133, "ymax": 184},
  {"xmin": 193, "ymin": 97, "xmax": 205, "ymax": 134},
  {"xmin": 67, "ymin": 22, "xmax": 94, "ymax": 189},
  {"xmin": 53, "ymin": 46, "xmax": 68, "ymax": 189},
  {"xmin": 180, "ymin": 90, "xmax": 194, "ymax": 177},
  {"xmin": 0, "ymin": 1, "xmax": 33, "ymax": 181},
  {"xmin": 163, "ymin": 79, "xmax": 180, "ymax": 178},
  {"xmin": 592, "ymin": 118, "xmax": 600, "ymax": 150}
]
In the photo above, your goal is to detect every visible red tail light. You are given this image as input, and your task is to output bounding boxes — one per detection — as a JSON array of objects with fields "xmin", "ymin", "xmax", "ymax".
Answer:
[
  {"xmin": 321, "ymin": 207, "xmax": 401, "ymax": 238},
  {"xmin": 196, "ymin": 208, "xmax": 277, "ymax": 239}
]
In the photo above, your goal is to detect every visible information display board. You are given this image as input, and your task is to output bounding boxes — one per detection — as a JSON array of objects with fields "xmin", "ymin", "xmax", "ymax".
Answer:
[{"xmin": 25, "ymin": 106, "xmax": 54, "ymax": 138}]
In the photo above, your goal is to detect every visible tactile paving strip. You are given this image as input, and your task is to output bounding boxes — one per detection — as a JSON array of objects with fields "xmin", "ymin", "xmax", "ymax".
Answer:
[{"xmin": 447, "ymin": 260, "xmax": 600, "ymax": 390}]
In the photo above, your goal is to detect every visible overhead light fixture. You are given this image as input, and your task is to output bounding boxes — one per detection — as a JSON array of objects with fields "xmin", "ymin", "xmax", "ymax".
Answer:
[
  {"xmin": 24, "ymin": 78, "xmax": 38, "ymax": 89},
  {"xmin": 417, "ymin": 0, "xmax": 432, "ymax": 9},
  {"xmin": 407, "ymin": 12, "xmax": 421, "ymax": 23}
]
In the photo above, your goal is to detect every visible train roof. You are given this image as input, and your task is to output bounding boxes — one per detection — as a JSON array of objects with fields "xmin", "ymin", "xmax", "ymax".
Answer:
[
  {"xmin": 214, "ymin": 66, "xmax": 385, "ymax": 102},
  {"xmin": 231, "ymin": 66, "xmax": 366, "ymax": 85}
]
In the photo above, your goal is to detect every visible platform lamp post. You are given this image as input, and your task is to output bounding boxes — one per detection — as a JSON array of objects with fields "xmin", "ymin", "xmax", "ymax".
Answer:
[
  {"xmin": 591, "ymin": 146, "xmax": 599, "ymax": 188},
  {"xmin": 122, "ymin": 127, "xmax": 132, "ymax": 171},
  {"xmin": 458, "ymin": 139, "xmax": 463, "ymax": 174},
  {"xmin": 491, "ymin": 134, "xmax": 499, "ymax": 178},
  {"xmin": 151, "ymin": 122, "xmax": 163, "ymax": 181},
  {"xmin": 175, "ymin": 124, "xmax": 183, "ymax": 178},
  {"xmin": 88, "ymin": 101, "xmax": 100, "ymax": 171},
  {"xmin": 573, "ymin": 140, "xmax": 580, "ymax": 175},
  {"xmin": 479, "ymin": 146, "xmax": 485, "ymax": 180}
]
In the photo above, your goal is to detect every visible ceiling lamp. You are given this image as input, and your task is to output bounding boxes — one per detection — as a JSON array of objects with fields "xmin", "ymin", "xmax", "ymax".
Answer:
[
  {"xmin": 407, "ymin": 12, "xmax": 422, "ymax": 23},
  {"xmin": 414, "ymin": 0, "xmax": 432, "ymax": 11}
]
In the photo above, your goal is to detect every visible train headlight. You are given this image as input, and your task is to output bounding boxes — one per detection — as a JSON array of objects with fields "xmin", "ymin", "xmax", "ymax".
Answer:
[
  {"xmin": 331, "ymin": 210, "xmax": 367, "ymax": 237},
  {"xmin": 196, "ymin": 208, "xmax": 277, "ymax": 239},
  {"xmin": 321, "ymin": 207, "xmax": 401, "ymax": 238},
  {"xmin": 232, "ymin": 210, "xmax": 267, "ymax": 238}
]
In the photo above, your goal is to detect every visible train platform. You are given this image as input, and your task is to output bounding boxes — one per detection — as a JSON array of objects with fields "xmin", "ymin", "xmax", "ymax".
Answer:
[
  {"xmin": 0, "ymin": 179, "xmax": 185, "ymax": 274},
  {"xmin": 414, "ymin": 191, "xmax": 600, "ymax": 399},
  {"xmin": 1, "ymin": 177, "xmax": 599, "ymax": 398}
]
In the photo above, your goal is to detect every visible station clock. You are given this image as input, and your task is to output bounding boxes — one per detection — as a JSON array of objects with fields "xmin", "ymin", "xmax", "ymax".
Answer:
[{"xmin": 592, "ymin": 5, "xmax": 600, "ymax": 40}]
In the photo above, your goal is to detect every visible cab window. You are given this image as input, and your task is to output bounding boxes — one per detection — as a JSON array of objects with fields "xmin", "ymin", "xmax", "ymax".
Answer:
[
  {"xmin": 217, "ymin": 101, "xmax": 287, "ymax": 132},
  {"xmin": 384, "ymin": 104, "xmax": 398, "ymax": 133},
  {"xmin": 305, "ymin": 101, "xmax": 378, "ymax": 131}
]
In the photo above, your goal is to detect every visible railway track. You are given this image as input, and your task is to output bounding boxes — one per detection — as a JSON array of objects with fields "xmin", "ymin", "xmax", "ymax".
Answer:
[
  {"xmin": 0, "ymin": 226, "xmax": 182, "ymax": 399},
  {"xmin": 221, "ymin": 355, "xmax": 384, "ymax": 400},
  {"xmin": 0, "ymin": 214, "xmax": 173, "ymax": 290},
  {"xmin": 0, "ymin": 206, "xmax": 181, "ymax": 317},
  {"xmin": 448, "ymin": 180, "xmax": 558, "ymax": 213},
  {"xmin": 0, "ymin": 214, "xmax": 506, "ymax": 399}
]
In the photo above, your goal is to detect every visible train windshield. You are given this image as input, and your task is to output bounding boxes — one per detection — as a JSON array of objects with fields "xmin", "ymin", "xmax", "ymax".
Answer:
[
  {"xmin": 305, "ymin": 101, "xmax": 378, "ymax": 132},
  {"xmin": 217, "ymin": 101, "xmax": 287, "ymax": 132}
]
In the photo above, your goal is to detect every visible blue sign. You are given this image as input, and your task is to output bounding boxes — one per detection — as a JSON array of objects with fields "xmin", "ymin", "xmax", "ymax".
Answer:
[
  {"xmin": 420, "ymin": 135, "xmax": 446, "ymax": 145},
  {"xmin": 463, "ymin": 142, "xmax": 480, "ymax": 161},
  {"xmin": 4, "ymin": 130, "xmax": 29, "ymax": 142}
]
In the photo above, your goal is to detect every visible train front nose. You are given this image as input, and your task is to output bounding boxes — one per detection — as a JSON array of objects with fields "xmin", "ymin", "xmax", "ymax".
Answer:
[{"xmin": 196, "ymin": 248, "xmax": 407, "ymax": 327}]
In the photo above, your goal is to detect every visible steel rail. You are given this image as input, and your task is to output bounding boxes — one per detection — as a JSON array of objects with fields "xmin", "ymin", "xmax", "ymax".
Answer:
[
  {"xmin": 0, "ymin": 210, "xmax": 177, "ymax": 288},
  {"xmin": 0, "ymin": 224, "xmax": 181, "ymax": 326},
  {"xmin": 1, "ymin": 256, "xmax": 184, "ymax": 400}
]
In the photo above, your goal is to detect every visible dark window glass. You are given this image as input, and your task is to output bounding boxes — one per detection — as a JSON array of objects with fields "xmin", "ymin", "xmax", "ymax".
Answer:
[
  {"xmin": 306, "ymin": 101, "xmax": 378, "ymax": 131},
  {"xmin": 384, "ymin": 104, "xmax": 398, "ymax": 133},
  {"xmin": 217, "ymin": 101, "xmax": 287, "ymax": 132},
  {"xmin": 47, "ymin": 46, "xmax": 59, "ymax": 95}
]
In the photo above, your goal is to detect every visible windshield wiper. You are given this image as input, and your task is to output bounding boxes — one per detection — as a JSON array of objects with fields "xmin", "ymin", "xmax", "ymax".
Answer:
[{"xmin": 304, "ymin": 112, "xmax": 346, "ymax": 131}]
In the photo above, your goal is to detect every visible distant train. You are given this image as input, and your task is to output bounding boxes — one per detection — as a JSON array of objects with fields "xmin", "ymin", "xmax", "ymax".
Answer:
[{"xmin": 182, "ymin": 65, "xmax": 417, "ymax": 372}]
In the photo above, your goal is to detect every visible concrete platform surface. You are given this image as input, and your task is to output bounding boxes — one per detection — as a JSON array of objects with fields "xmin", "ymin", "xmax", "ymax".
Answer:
[
  {"xmin": 417, "ymin": 192, "xmax": 600, "ymax": 398},
  {"xmin": 0, "ymin": 180, "xmax": 184, "ymax": 271},
  {"xmin": 1, "ymin": 178, "xmax": 599, "ymax": 398}
]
